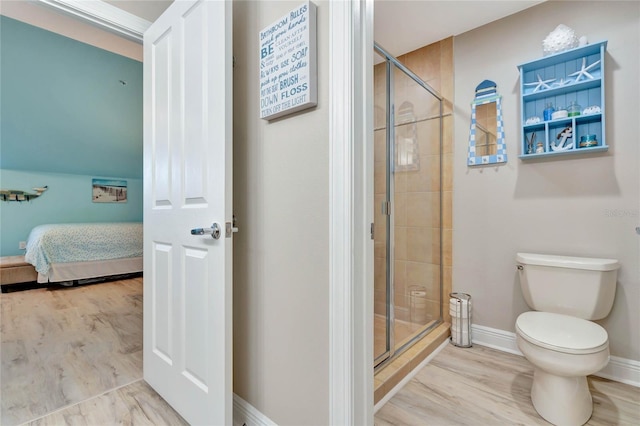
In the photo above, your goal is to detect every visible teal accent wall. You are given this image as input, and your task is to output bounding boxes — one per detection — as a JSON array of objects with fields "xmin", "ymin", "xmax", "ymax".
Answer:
[
  {"xmin": 0, "ymin": 16, "xmax": 143, "ymax": 178},
  {"xmin": 0, "ymin": 169, "xmax": 142, "ymax": 256},
  {"xmin": 0, "ymin": 17, "xmax": 144, "ymax": 257}
]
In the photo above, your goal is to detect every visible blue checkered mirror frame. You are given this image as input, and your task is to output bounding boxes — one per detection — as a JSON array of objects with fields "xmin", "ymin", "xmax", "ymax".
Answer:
[{"xmin": 468, "ymin": 95, "xmax": 507, "ymax": 166}]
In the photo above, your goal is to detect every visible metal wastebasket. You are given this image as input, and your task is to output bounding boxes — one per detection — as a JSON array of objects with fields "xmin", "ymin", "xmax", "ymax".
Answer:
[{"xmin": 449, "ymin": 292, "xmax": 472, "ymax": 347}]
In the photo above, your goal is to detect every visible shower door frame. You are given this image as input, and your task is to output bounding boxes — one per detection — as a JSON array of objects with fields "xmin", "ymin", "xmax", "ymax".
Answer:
[
  {"xmin": 374, "ymin": 53, "xmax": 396, "ymax": 367},
  {"xmin": 374, "ymin": 42, "xmax": 444, "ymax": 370}
]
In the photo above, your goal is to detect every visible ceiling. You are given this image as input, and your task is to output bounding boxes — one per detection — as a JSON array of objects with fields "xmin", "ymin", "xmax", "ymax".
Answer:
[
  {"xmin": 103, "ymin": 0, "xmax": 173, "ymax": 22},
  {"xmin": 374, "ymin": 1, "xmax": 544, "ymax": 58},
  {"xmin": 104, "ymin": 0, "xmax": 543, "ymax": 58}
]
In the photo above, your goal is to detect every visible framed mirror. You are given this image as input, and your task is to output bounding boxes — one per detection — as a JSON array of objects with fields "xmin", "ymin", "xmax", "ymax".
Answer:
[{"xmin": 468, "ymin": 80, "xmax": 507, "ymax": 166}]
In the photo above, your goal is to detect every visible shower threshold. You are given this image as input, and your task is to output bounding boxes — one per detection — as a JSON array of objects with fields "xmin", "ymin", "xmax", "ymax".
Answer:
[
  {"xmin": 374, "ymin": 321, "xmax": 450, "ymax": 404},
  {"xmin": 375, "ymin": 316, "xmax": 442, "ymax": 371}
]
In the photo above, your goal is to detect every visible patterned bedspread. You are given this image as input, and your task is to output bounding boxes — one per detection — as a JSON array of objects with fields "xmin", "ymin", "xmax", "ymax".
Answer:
[{"xmin": 25, "ymin": 223, "xmax": 143, "ymax": 275}]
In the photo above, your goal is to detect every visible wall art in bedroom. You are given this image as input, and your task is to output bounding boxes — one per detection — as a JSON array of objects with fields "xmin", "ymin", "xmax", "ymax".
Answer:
[
  {"xmin": 0, "ymin": 186, "xmax": 47, "ymax": 202},
  {"xmin": 92, "ymin": 178, "xmax": 127, "ymax": 203}
]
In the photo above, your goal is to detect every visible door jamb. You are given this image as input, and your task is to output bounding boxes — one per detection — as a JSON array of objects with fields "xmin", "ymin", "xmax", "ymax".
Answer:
[
  {"xmin": 329, "ymin": 1, "xmax": 374, "ymax": 424},
  {"xmin": 35, "ymin": 0, "xmax": 150, "ymax": 42}
]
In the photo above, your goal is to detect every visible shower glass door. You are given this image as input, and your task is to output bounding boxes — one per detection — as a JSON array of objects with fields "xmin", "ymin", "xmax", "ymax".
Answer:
[{"xmin": 374, "ymin": 44, "xmax": 443, "ymax": 369}]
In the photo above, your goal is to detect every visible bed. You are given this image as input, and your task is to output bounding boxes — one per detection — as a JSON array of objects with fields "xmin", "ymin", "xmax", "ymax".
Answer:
[{"xmin": 25, "ymin": 222, "xmax": 143, "ymax": 284}]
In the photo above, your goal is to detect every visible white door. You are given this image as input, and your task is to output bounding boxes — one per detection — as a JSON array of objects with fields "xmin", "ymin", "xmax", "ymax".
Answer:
[{"xmin": 143, "ymin": 1, "xmax": 232, "ymax": 424}]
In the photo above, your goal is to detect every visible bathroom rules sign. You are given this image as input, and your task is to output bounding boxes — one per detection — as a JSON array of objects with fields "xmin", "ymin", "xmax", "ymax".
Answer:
[{"xmin": 259, "ymin": 2, "xmax": 317, "ymax": 120}]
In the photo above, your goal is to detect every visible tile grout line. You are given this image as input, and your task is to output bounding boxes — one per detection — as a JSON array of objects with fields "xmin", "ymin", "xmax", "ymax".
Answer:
[{"xmin": 18, "ymin": 377, "xmax": 144, "ymax": 425}]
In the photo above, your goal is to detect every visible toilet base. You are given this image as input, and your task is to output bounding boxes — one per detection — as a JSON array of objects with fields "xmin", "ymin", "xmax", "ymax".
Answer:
[{"xmin": 531, "ymin": 368, "xmax": 593, "ymax": 426}]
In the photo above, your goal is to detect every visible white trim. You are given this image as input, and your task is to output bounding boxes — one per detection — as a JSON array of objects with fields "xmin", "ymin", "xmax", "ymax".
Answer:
[
  {"xmin": 329, "ymin": 1, "xmax": 373, "ymax": 425},
  {"xmin": 35, "ymin": 0, "xmax": 151, "ymax": 42},
  {"xmin": 233, "ymin": 394, "xmax": 277, "ymax": 426},
  {"xmin": 472, "ymin": 324, "xmax": 640, "ymax": 388},
  {"xmin": 471, "ymin": 324, "xmax": 522, "ymax": 356},
  {"xmin": 373, "ymin": 339, "xmax": 450, "ymax": 413},
  {"xmin": 329, "ymin": 0, "xmax": 353, "ymax": 423},
  {"xmin": 596, "ymin": 356, "xmax": 640, "ymax": 388}
]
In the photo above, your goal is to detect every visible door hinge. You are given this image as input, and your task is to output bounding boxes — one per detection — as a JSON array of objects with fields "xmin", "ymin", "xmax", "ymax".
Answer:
[{"xmin": 370, "ymin": 223, "xmax": 375, "ymax": 240}]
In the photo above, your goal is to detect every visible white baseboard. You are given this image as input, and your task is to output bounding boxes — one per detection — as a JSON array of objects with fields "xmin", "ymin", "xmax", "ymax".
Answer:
[
  {"xmin": 373, "ymin": 338, "xmax": 450, "ymax": 413},
  {"xmin": 471, "ymin": 324, "xmax": 522, "ymax": 356},
  {"xmin": 471, "ymin": 324, "xmax": 640, "ymax": 388},
  {"xmin": 233, "ymin": 394, "xmax": 277, "ymax": 426},
  {"xmin": 597, "ymin": 356, "xmax": 640, "ymax": 388}
]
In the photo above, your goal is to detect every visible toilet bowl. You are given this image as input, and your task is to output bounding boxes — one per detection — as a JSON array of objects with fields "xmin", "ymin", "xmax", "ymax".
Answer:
[
  {"xmin": 516, "ymin": 311, "xmax": 609, "ymax": 426},
  {"xmin": 515, "ymin": 253, "xmax": 619, "ymax": 426}
]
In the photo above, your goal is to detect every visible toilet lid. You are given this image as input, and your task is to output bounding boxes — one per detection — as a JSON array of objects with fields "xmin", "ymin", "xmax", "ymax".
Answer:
[{"xmin": 516, "ymin": 311, "xmax": 608, "ymax": 354}]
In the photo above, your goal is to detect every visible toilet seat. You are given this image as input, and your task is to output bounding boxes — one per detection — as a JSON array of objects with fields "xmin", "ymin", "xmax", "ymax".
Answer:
[{"xmin": 516, "ymin": 311, "xmax": 608, "ymax": 355}]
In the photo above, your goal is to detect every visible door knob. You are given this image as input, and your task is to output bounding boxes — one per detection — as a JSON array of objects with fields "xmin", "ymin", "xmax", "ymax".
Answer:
[{"xmin": 190, "ymin": 223, "xmax": 221, "ymax": 240}]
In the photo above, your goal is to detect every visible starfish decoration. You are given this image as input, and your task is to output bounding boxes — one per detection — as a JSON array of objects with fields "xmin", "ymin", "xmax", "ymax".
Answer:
[
  {"xmin": 552, "ymin": 78, "xmax": 573, "ymax": 88},
  {"xmin": 568, "ymin": 57, "xmax": 601, "ymax": 82},
  {"xmin": 524, "ymin": 74, "xmax": 556, "ymax": 93}
]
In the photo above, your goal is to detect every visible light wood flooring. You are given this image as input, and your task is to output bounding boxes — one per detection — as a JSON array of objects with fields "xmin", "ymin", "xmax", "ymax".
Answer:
[
  {"xmin": 1, "ymin": 277, "xmax": 185, "ymax": 425},
  {"xmin": 376, "ymin": 343, "xmax": 640, "ymax": 425},
  {"xmin": 25, "ymin": 379, "xmax": 186, "ymax": 426},
  {"xmin": 4, "ymin": 279, "xmax": 638, "ymax": 425}
]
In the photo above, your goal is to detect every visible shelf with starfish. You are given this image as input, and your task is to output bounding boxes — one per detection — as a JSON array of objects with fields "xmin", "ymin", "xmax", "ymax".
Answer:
[
  {"xmin": 518, "ymin": 40, "xmax": 608, "ymax": 161},
  {"xmin": 522, "ymin": 76, "xmax": 601, "ymax": 102},
  {"xmin": 520, "ymin": 43, "xmax": 604, "ymax": 90}
]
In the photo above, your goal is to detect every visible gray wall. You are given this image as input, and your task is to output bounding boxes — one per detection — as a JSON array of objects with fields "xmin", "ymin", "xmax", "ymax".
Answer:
[
  {"xmin": 453, "ymin": 1, "xmax": 640, "ymax": 361},
  {"xmin": 232, "ymin": 1, "xmax": 330, "ymax": 424}
]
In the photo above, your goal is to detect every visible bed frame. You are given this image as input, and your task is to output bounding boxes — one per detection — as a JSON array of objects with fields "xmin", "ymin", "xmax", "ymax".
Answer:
[{"xmin": 39, "ymin": 257, "xmax": 143, "ymax": 283}]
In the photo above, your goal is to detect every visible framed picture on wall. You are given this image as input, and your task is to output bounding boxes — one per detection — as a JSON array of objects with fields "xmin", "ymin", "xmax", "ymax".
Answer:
[{"xmin": 92, "ymin": 178, "xmax": 127, "ymax": 203}]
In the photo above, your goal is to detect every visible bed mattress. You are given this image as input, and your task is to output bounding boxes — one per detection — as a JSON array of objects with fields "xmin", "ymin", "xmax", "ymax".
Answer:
[{"xmin": 25, "ymin": 222, "xmax": 143, "ymax": 277}]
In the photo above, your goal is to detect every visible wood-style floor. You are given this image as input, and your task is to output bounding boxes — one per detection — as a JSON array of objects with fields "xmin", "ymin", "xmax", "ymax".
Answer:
[
  {"xmin": 0, "ymin": 277, "xmax": 185, "ymax": 425},
  {"xmin": 3, "ymin": 278, "xmax": 638, "ymax": 425},
  {"xmin": 376, "ymin": 343, "xmax": 640, "ymax": 425},
  {"xmin": 25, "ymin": 379, "xmax": 186, "ymax": 426}
]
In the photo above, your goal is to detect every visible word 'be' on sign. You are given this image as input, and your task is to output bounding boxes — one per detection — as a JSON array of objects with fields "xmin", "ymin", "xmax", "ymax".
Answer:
[{"xmin": 259, "ymin": 1, "xmax": 317, "ymax": 120}]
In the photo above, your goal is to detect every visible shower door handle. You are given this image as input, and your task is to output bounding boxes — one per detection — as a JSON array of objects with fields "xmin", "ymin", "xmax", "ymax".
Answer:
[
  {"xmin": 190, "ymin": 223, "xmax": 221, "ymax": 240},
  {"xmin": 381, "ymin": 201, "xmax": 390, "ymax": 216}
]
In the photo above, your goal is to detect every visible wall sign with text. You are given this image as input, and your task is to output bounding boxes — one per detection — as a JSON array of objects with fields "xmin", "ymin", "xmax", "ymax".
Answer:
[{"xmin": 259, "ymin": 2, "xmax": 317, "ymax": 120}]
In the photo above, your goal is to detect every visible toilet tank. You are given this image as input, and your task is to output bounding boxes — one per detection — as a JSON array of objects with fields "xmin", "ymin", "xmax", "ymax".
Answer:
[{"xmin": 516, "ymin": 253, "xmax": 620, "ymax": 320}]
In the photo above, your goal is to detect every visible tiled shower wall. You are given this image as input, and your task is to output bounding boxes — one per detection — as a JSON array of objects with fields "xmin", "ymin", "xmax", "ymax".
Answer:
[{"xmin": 374, "ymin": 37, "xmax": 454, "ymax": 326}]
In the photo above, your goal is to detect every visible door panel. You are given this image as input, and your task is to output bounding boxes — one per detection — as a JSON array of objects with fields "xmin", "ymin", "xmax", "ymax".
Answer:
[
  {"xmin": 143, "ymin": 1, "xmax": 233, "ymax": 424},
  {"xmin": 152, "ymin": 242, "xmax": 173, "ymax": 362}
]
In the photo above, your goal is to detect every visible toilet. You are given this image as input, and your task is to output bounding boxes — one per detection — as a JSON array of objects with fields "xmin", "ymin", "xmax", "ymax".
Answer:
[{"xmin": 515, "ymin": 252, "xmax": 620, "ymax": 426}]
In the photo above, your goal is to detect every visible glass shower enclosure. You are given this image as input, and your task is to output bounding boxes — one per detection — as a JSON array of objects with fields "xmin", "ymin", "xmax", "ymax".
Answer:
[{"xmin": 373, "ymin": 43, "xmax": 444, "ymax": 369}]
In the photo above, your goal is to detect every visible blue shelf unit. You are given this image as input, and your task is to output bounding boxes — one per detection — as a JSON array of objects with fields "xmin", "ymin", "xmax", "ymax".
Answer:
[{"xmin": 518, "ymin": 41, "xmax": 607, "ymax": 160}]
